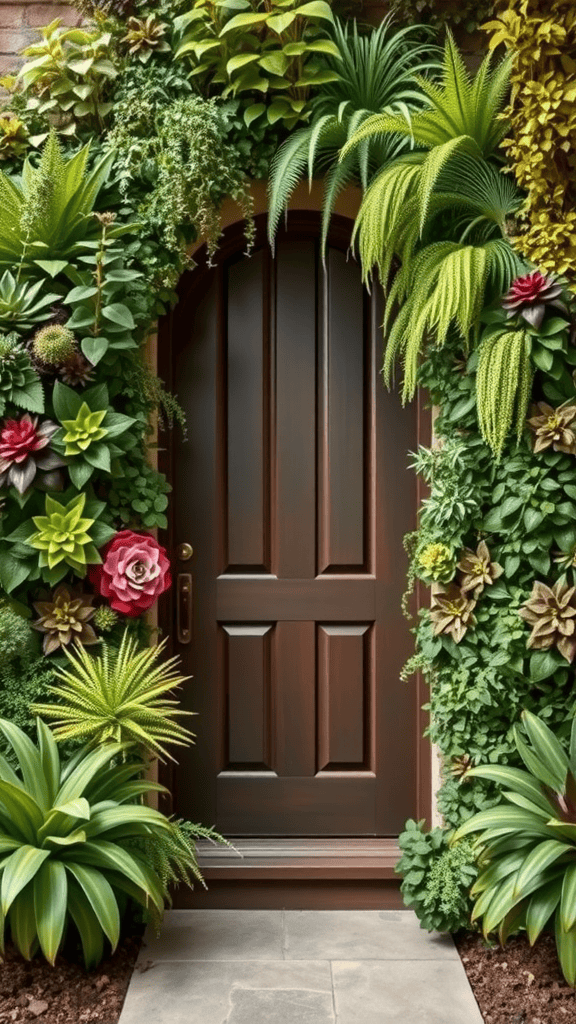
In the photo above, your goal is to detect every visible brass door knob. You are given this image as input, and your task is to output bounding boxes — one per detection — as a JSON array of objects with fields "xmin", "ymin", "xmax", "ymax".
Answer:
[{"xmin": 177, "ymin": 542, "xmax": 193, "ymax": 561}]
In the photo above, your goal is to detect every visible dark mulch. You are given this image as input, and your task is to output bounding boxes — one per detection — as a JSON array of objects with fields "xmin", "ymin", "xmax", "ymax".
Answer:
[
  {"xmin": 455, "ymin": 931, "xmax": 576, "ymax": 1024},
  {"xmin": 0, "ymin": 933, "xmax": 141, "ymax": 1024}
]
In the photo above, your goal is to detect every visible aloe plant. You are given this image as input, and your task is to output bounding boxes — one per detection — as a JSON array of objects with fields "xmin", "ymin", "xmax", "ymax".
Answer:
[
  {"xmin": 0, "ymin": 717, "xmax": 171, "ymax": 967},
  {"xmin": 454, "ymin": 710, "xmax": 576, "ymax": 986}
]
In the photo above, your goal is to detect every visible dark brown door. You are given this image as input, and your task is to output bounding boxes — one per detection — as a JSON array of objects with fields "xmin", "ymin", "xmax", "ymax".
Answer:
[{"xmin": 163, "ymin": 214, "xmax": 419, "ymax": 837}]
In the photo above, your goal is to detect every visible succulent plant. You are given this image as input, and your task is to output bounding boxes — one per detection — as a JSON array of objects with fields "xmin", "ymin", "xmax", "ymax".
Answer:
[
  {"xmin": 60, "ymin": 403, "xmax": 107, "ymax": 457},
  {"xmin": 59, "ymin": 352, "xmax": 94, "ymax": 388},
  {"xmin": 32, "ymin": 325, "xmax": 77, "ymax": 369},
  {"xmin": 0, "ymin": 414, "xmax": 65, "ymax": 494},
  {"xmin": 122, "ymin": 15, "xmax": 170, "ymax": 62},
  {"xmin": 92, "ymin": 604, "xmax": 118, "ymax": 632},
  {"xmin": 32, "ymin": 583, "xmax": 97, "ymax": 655},
  {"xmin": 527, "ymin": 401, "xmax": 576, "ymax": 456},
  {"xmin": 457, "ymin": 540, "xmax": 503, "ymax": 597},
  {"xmin": 430, "ymin": 584, "xmax": 477, "ymax": 644},
  {"xmin": 27, "ymin": 492, "xmax": 102, "ymax": 574},
  {"xmin": 502, "ymin": 270, "xmax": 568, "ymax": 329},
  {"xmin": 416, "ymin": 542, "xmax": 456, "ymax": 584},
  {"xmin": 519, "ymin": 581, "xmax": 576, "ymax": 663},
  {"xmin": 0, "ymin": 336, "xmax": 44, "ymax": 415},
  {"xmin": 0, "ymin": 271, "xmax": 59, "ymax": 334}
]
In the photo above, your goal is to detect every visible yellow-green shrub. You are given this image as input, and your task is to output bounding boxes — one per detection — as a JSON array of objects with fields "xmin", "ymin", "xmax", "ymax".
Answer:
[{"xmin": 485, "ymin": 2, "xmax": 576, "ymax": 280}]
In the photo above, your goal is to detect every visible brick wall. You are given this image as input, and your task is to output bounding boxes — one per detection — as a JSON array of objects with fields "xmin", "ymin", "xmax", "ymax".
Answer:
[{"xmin": 0, "ymin": 1, "xmax": 81, "ymax": 75}]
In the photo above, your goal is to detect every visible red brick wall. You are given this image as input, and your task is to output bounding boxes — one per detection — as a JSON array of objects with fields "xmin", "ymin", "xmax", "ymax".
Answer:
[{"xmin": 0, "ymin": 1, "xmax": 81, "ymax": 75}]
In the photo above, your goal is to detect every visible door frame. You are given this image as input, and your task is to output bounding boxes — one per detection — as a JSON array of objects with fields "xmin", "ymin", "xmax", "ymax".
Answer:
[{"xmin": 155, "ymin": 202, "xmax": 432, "ymax": 907}]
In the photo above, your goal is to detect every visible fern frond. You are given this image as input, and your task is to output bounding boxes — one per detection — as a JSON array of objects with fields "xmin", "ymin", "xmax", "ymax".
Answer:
[{"xmin": 476, "ymin": 328, "xmax": 532, "ymax": 459}]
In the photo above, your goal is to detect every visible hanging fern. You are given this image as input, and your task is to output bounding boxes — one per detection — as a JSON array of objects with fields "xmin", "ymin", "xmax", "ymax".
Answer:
[{"xmin": 475, "ymin": 328, "xmax": 532, "ymax": 460}]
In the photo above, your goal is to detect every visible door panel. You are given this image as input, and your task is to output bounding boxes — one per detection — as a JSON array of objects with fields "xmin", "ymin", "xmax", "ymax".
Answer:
[{"xmin": 168, "ymin": 216, "xmax": 419, "ymax": 837}]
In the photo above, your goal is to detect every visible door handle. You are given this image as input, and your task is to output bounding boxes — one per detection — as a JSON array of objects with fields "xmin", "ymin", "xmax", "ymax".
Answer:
[{"xmin": 177, "ymin": 573, "xmax": 193, "ymax": 644}]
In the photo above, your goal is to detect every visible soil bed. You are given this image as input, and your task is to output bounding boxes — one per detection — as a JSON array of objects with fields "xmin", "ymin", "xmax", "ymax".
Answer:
[
  {"xmin": 0, "ymin": 933, "xmax": 141, "ymax": 1024},
  {"xmin": 456, "ymin": 931, "xmax": 576, "ymax": 1024}
]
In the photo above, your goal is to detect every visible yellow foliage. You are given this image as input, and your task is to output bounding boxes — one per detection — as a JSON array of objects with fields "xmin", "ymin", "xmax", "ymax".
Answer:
[{"xmin": 484, "ymin": 1, "xmax": 576, "ymax": 280}]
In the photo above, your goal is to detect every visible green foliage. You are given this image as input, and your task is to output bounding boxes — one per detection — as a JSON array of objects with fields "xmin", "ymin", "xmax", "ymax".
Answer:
[
  {"xmin": 341, "ymin": 33, "xmax": 521, "ymax": 401},
  {"xmin": 0, "ymin": 271, "xmax": 59, "ymax": 334},
  {"xmin": 172, "ymin": 0, "xmax": 339, "ymax": 128},
  {"xmin": 51, "ymin": 381, "xmax": 136, "ymax": 490},
  {"xmin": 396, "ymin": 819, "xmax": 477, "ymax": 932},
  {"xmin": 32, "ymin": 631, "xmax": 195, "ymax": 760},
  {"xmin": 18, "ymin": 19, "xmax": 119, "ymax": 136},
  {"xmin": 389, "ymin": 0, "xmax": 496, "ymax": 34},
  {"xmin": 267, "ymin": 15, "xmax": 439, "ymax": 251},
  {"xmin": 455, "ymin": 711, "xmax": 576, "ymax": 985},
  {"xmin": 0, "ymin": 717, "xmax": 172, "ymax": 967},
  {"xmin": 109, "ymin": 448, "xmax": 171, "ymax": 530},
  {"xmin": 0, "ymin": 605, "xmax": 36, "ymax": 663},
  {"xmin": 0, "ymin": 338, "xmax": 44, "ymax": 415},
  {"xmin": 0, "ymin": 132, "xmax": 115, "ymax": 271},
  {"xmin": 476, "ymin": 328, "xmax": 532, "ymax": 459}
]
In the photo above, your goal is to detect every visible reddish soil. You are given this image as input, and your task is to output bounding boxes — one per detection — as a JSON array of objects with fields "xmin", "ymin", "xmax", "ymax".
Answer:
[
  {"xmin": 456, "ymin": 931, "xmax": 576, "ymax": 1024},
  {"xmin": 0, "ymin": 934, "xmax": 141, "ymax": 1024}
]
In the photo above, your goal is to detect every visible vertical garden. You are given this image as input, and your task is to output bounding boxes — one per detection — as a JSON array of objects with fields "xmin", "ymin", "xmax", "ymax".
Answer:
[{"xmin": 0, "ymin": 0, "xmax": 574, "ymax": 993}]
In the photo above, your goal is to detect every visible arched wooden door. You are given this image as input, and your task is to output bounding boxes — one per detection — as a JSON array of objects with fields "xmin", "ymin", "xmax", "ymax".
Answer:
[{"xmin": 160, "ymin": 214, "xmax": 424, "ymax": 854}]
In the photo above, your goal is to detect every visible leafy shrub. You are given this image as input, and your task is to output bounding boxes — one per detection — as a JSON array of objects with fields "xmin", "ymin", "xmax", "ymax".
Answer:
[
  {"xmin": 32, "ymin": 631, "xmax": 195, "ymax": 759},
  {"xmin": 0, "ymin": 717, "xmax": 176, "ymax": 967},
  {"xmin": 396, "ymin": 819, "xmax": 477, "ymax": 932},
  {"xmin": 0, "ymin": 605, "xmax": 37, "ymax": 663},
  {"xmin": 456, "ymin": 711, "xmax": 576, "ymax": 985}
]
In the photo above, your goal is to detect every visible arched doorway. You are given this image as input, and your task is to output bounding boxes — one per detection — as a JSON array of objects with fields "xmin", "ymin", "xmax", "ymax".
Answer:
[{"xmin": 158, "ymin": 212, "xmax": 430, "ymax": 907}]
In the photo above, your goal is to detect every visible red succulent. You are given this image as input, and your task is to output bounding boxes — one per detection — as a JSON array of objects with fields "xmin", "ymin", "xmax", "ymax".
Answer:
[
  {"xmin": 89, "ymin": 529, "xmax": 172, "ymax": 616},
  {"xmin": 502, "ymin": 270, "xmax": 567, "ymax": 329},
  {"xmin": 0, "ymin": 414, "xmax": 65, "ymax": 494}
]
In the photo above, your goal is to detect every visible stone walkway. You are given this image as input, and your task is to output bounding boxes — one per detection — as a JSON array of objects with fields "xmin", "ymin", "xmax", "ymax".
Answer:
[{"xmin": 119, "ymin": 910, "xmax": 483, "ymax": 1023}]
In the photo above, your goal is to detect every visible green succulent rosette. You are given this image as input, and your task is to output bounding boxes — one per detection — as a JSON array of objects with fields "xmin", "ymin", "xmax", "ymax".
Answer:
[
  {"xmin": 0, "ymin": 335, "xmax": 44, "ymax": 415},
  {"xmin": 51, "ymin": 382, "xmax": 136, "ymax": 489},
  {"xmin": 416, "ymin": 541, "xmax": 456, "ymax": 584}
]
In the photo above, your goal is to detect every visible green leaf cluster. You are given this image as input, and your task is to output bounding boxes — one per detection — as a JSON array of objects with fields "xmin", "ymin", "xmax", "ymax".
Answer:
[
  {"xmin": 396, "ymin": 819, "xmax": 477, "ymax": 933},
  {"xmin": 52, "ymin": 381, "xmax": 136, "ymax": 489}
]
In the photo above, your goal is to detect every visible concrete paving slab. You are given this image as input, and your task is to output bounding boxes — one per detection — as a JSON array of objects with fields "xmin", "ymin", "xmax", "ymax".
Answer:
[
  {"xmin": 283, "ymin": 910, "xmax": 458, "ymax": 961},
  {"xmin": 119, "ymin": 960, "xmax": 333, "ymax": 1024},
  {"xmin": 331, "ymin": 959, "xmax": 484, "ymax": 1024},
  {"xmin": 138, "ymin": 909, "xmax": 284, "ymax": 962}
]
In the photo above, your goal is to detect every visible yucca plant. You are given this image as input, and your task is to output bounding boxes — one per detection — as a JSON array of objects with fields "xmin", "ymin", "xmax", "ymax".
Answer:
[
  {"xmin": 0, "ymin": 130, "xmax": 117, "ymax": 270},
  {"xmin": 454, "ymin": 710, "xmax": 576, "ymax": 986},
  {"xmin": 0, "ymin": 716, "xmax": 171, "ymax": 967},
  {"xmin": 32, "ymin": 631, "xmax": 195, "ymax": 760},
  {"xmin": 339, "ymin": 32, "xmax": 522, "ymax": 402},
  {"xmin": 267, "ymin": 15, "xmax": 439, "ymax": 253}
]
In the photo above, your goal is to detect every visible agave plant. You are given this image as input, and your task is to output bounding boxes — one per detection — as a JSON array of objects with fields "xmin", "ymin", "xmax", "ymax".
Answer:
[
  {"xmin": 339, "ymin": 32, "xmax": 523, "ymax": 402},
  {"xmin": 454, "ymin": 711, "xmax": 576, "ymax": 986},
  {"xmin": 0, "ymin": 716, "xmax": 171, "ymax": 967},
  {"xmin": 0, "ymin": 270, "xmax": 60, "ymax": 334},
  {"xmin": 32, "ymin": 631, "xmax": 195, "ymax": 759},
  {"xmin": 267, "ymin": 16, "xmax": 439, "ymax": 253}
]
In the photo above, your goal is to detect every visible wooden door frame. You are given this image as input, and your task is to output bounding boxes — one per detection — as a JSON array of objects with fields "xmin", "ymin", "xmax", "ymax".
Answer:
[{"xmin": 155, "ymin": 198, "xmax": 432, "ymax": 907}]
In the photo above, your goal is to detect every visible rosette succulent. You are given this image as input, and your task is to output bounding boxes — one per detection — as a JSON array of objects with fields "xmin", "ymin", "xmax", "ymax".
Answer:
[
  {"xmin": 89, "ymin": 530, "xmax": 172, "ymax": 616},
  {"xmin": 457, "ymin": 540, "xmax": 503, "ymax": 597},
  {"xmin": 502, "ymin": 270, "xmax": 568, "ymax": 329},
  {"xmin": 416, "ymin": 542, "xmax": 456, "ymax": 584},
  {"xmin": 32, "ymin": 584, "xmax": 97, "ymax": 655},
  {"xmin": 0, "ymin": 335, "xmax": 44, "ymax": 415},
  {"xmin": 527, "ymin": 402, "xmax": 576, "ymax": 456},
  {"xmin": 430, "ymin": 585, "xmax": 476, "ymax": 644},
  {"xmin": 519, "ymin": 581, "xmax": 576, "ymax": 663},
  {"xmin": 0, "ymin": 414, "xmax": 65, "ymax": 494},
  {"xmin": 0, "ymin": 271, "xmax": 59, "ymax": 333},
  {"xmin": 27, "ymin": 493, "xmax": 101, "ymax": 575},
  {"xmin": 52, "ymin": 382, "xmax": 136, "ymax": 490}
]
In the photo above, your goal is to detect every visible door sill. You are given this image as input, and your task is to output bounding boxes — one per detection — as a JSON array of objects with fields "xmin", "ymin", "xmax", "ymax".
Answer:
[{"xmin": 174, "ymin": 839, "xmax": 403, "ymax": 909}]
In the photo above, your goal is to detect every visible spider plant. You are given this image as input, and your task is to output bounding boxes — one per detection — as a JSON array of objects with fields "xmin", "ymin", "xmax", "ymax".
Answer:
[
  {"xmin": 32, "ymin": 630, "xmax": 195, "ymax": 760},
  {"xmin": 340, "ymin": 31, "xmax": 522, "ymax": 402},
  {"xmin": 268, "ymin": 15, "xmax": 440, "ymax": 254}
]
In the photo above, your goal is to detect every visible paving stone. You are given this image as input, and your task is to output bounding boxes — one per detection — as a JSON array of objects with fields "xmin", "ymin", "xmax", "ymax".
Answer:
[
  {"xmin": 331, "ymin": 959, "xmax": 484, "ymax": 1024},
  {"xmin": 138, "ymin": 909, "xmax": 284, "ymax": 962},
  {"xmin": 224, "ymin": 988, "xmax": 335, "ymax": 1024},
  {"xmin": 119, "ymin": 960, "xmax": 333, "ymax": 1024},
  {"xmin": 283, "ymin": 910, "xmax": 458, "ymax": 961}
]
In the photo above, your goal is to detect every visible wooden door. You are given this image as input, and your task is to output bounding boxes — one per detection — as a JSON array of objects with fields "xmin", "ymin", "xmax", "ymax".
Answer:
[{"xmin": 162, "ymin": 214, "xmax": 420, "ymax": 838}]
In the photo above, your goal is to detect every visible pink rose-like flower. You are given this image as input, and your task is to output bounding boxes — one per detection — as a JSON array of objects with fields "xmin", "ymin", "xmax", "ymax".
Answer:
[{"xmin": 89, "ymin": 530, "xmax": 172, "ymax": 616}]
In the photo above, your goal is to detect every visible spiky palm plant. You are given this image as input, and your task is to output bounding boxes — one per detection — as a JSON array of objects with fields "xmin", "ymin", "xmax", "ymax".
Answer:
[
  {"xmin": 32, "ymin": 631, "xmax": 195, "ymax": 760},
  {"xmin": 267, "ymin": 15, "xmax": 440, "ymax": 253},
  {"xmin": 340, "ymin": 32, "xmax": 523, "ymax": 402}
]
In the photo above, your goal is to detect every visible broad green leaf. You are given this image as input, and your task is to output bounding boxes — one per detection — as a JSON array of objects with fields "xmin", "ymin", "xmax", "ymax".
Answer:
[
  {"xmin": 65, "ymin": 862, "xmax": 119, "ymax": 949},
  {"xmin": 521, "ymin": 711, "xmax": 570, "ymax": 788},
  {"xmin": 67, "ymin": 878, "xmax": 104, "ymax": 969},
  {"xmin": 226, "ymin": 53, "xmax": 259, "ymax": 75},
  {"xmin": 292, "ymin": 0, "xmax": 334, "ymax": 18},
  {"xmin": 0, "ymin": 720, "xmax": 47, "ymax": 810},
  {"xmin": 9, "ymin": 885, "xmax": 36, "ymax": 960},
  {"xmin": 513, "ymin": 840, "xmax": 569, "ymax": 898},
  {"xmin": 527, "ymin": 878, "xmax": 562, "ymax": 944},
  {"xmin": 0, "ymin": 781, "xmax": 43, "ymax": 843},
  {"xmin": 219, "ymin": 12, "xmax": 269, "ymax": 33},
  {"xmin": 34, "ymin": 861, "xmax": 67, "ymax": 965},
  {"xmin": 52, "ymin": 381, "xmax": 83, "ymax": 423},
  {"xmin": 466, "ymin": 766, "xmax": 554, "ymax": 815},
  {"xmin": 101, "ymin": 303, "xmax": 135, "ymax": 330},
  {"xmin": 556, "ymin": 913, "xmax": 576, "ymax": 986},
  {"xmin": 1, "ymin": 846, "xmax": 50, "ymax": 915},
  {"xmin": 81, "ymin": 336, "xmax": 109, "ymax": 366},
  {"xmin": 57, "ymin": 743, "xmax": 127, "ymax": 804},
  {"xmin": 561, "ymin": 864, "xmax": 576, "ymax": 932}
]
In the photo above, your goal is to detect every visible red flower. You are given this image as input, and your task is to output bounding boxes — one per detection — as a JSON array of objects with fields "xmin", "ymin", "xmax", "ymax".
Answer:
[
  {"xmin": 89, "ymin": 530, "xmax": 172, "ymax": 617},
  {"xmin": 0, "ymin": 415, "xmax": 64, "ymax": 494},
  {"xmin": 502, "ymin": 271, "xmax": 566, "ymax": 329}
]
